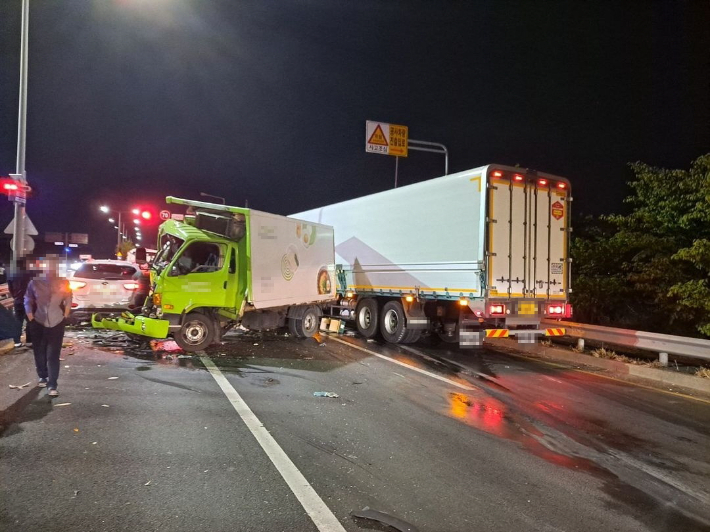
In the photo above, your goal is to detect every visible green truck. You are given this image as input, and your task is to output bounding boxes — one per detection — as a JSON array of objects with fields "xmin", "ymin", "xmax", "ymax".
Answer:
[{"xmin": 92, "ymin": 197, "xmax": 337, "ymax": 351}]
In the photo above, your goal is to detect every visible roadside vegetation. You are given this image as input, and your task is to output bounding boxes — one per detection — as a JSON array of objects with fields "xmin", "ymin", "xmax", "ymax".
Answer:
[{"xmin": 571, "ymin": 154, "xmax": 710, "ymax": 337}]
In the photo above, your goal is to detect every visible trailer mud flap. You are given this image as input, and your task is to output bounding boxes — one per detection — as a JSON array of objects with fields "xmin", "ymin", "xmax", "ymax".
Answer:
[
  {"xmin": 92, "ymin": 313, "xmax": 170, "ymax": 339},
  {"xmin": 403, "ymin": 300, "xmax": 429, "ymax": 330}
]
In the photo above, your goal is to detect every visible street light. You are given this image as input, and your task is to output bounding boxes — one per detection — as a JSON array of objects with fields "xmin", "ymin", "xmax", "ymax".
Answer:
[
  {"xmin": 100, "ymin": 205, "xmax": 110, "ymax": 213},
  {"xmin": 132, "ymin": 208, "xmax": 140, "ymax": 215},
  {"xmin": 133, "ymin": 219, "xmax": 140, "ymax": 225}
]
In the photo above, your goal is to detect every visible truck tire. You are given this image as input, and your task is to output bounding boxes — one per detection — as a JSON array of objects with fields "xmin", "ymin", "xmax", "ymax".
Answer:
[
  {"xmin": 175, "ymin": 313, "xmax": 215, "ymax": 352},
  {"xmin": 288, "ymin": 306, "xmax": 320, "ymax": 338},
  {"xmin": 402, "ymin": 329, "xmax": 422, "ymax": 344},
  {"xmin": 355, "ymin": 298, "xmax": 380, "ymax": 339},
  {"xmin": 380, "ymin": 300, "xmax": 409, "ymax": 344}
]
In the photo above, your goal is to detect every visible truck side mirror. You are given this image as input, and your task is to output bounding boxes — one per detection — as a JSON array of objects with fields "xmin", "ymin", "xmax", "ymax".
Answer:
[{"xmin": 134, "ymin": 247, "xmax": 147, "ymax": 263}]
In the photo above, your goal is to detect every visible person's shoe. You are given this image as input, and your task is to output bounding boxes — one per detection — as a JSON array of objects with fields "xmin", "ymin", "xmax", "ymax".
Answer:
[
  {"xmin": 38, "ymin": 379, "xmax": 48, "ymax": 388},
  {"xmin": 48, "ymin": 389, "xmax": 59, "ymax": 397},
  {"xmin": 14, "ymin": 342, "xmax": 24, "ymax": 348}
]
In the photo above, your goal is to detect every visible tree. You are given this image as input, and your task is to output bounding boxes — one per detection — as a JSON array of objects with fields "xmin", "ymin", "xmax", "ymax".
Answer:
[
  {"xmin": 571, "ymin": 154, "xmax": 710, "ymax": 336},
  {"xmin": 116, "ymin": 240, "xmax": 135, "ymax": 260}
]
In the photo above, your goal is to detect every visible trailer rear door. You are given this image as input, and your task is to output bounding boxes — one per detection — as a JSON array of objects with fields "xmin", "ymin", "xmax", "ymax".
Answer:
[{"xmin": 487, "ymin": 170, "xmax": 569, "ymax": 300}]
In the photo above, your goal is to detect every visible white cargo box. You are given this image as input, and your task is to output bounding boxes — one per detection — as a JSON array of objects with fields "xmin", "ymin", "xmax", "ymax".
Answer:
[
  {"xmin": 248, "ymin": 210, "xmax": 336, "ymax": 309},
  {"xmin": 292, "ymin": 164, "xmax": 570, "ymax": 302}
]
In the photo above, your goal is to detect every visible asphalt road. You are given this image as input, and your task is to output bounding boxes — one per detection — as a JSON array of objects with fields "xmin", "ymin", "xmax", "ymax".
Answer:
[{"xmin": 1, "ymin": 329, "xmax": 709, "ymax": 532}]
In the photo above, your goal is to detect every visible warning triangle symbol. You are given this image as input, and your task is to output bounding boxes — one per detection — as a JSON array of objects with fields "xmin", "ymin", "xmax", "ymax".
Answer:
[{"xmin": 368, "ymin": 125, "xmax": 388, "ymax": 146}]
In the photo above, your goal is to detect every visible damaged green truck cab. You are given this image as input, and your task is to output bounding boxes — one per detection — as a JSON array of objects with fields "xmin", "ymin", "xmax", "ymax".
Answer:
[{"xmin": 93, "ymin": 196, "xmax": 337, "ymax": 352}]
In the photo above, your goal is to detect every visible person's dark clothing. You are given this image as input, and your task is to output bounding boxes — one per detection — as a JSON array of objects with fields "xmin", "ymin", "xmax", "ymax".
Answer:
[
  {"xmin": 8, "ymin": 270, "xmax": 35, "ymax": 302},
  {"xmin": 9, "ymin": 270, "xmax": 35, "ymax": 343},
  {"xmin": 30, "ymin": 320, "xmax": 65, "ymax": 389},
  {"xmin": 0, "ymin": 305, "xmax": 21, "ymax": 342},
  {"xmin": 129, "ymin": 269, "xmax": 151, "ymax": 310}
]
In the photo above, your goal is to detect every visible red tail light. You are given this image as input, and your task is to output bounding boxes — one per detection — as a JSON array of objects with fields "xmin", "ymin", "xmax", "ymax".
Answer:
[
  {"xmin": 538, "ymin": 179, "xmax": 548, "ymax": 186},
  {"xmin": 123, "ymin": 283, "xmax": 139, "ymax": 290},
  {"xmin": 492, "ymin": 170, "xmax": 503, "ymax": 178},
  {"xmin": 489, "ymin": 304, "xmax": 506, "ymax": 316},
  {"xmin": 546, "ymin": 304, "xmax": 564, "ymax": 315},
  {"xmin": 513, "ymin": 174, "xmax": 524, "ymax": 182},
  {"xmin": 557, "ymin": 182, "xmax": 567, "ymax": 189}
]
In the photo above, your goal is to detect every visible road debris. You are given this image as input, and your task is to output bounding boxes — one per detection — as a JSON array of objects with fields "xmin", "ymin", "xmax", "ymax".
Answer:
[
  {"xmin": 351, "ymin": 506, "xmax": 419, "ymax": 532},
  {"xmin": 92, "ymin": 442, "xmax": 98, "ymax": 445},
  {"xmin": 73, "ymin": 428, "xmax": 79, "ymax": 432},
  {"xmin": 54, "ymin": 402, "xmax": 71, "ymax": 407},
  {"xmin": 313, "ymin": 391, "xmax": 340, "ymax": 398},
  {"xmin": 144, "ymin": 480, "xmax": 152, "ymax": 486},
  {"xmin": 72, "ymin": 490, "xmax": 80, "ymax": 498},
  {"xmin": 101, "ymin": 404, "xmax": 110, "ymax": 408},
  {"xmin": 108, "ymin": 377, "xmax": 119, "ymax": 380},
  {"xmin": 8, "ymin": 382, "xmax": 31, "ymax": 389}
]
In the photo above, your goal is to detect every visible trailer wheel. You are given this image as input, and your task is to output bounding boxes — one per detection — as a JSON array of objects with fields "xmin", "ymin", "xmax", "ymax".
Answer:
[
  {"xmin": 288, "ymin": 306, "xmax": 320, "ymax": 338},
  {"xmin": 175, "ymin": 313, "xmax": 215, "ymax": 352},
  {"xmin": 380, "ymin": 300, "xmax": 409, "ymax": 344},
  {"xmin": 402, "ymin": 329, "xmax": 422, "ymax": 344},
  {"xmin": 355, "ymin": 298, "xmax": 380, "ymax": 339}
]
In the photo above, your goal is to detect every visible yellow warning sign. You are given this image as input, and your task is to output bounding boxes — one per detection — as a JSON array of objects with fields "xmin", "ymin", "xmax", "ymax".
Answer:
[
  {"xmin": 365, "ymin": 121, "xmax": 408, "ymax": 157},
  {"xmin": 367, "ymin": 125, "xmax": 388, "ymax": 147}
]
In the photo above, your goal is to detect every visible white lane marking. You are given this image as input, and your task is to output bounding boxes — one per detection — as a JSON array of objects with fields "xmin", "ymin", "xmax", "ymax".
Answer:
[
  {"xmin": 330, "ymin": 337, "xmax": 475, "ymax": 391},
  {"xmin": 200, "ymin": 356, "xmax": 346, "ymax": 532}
]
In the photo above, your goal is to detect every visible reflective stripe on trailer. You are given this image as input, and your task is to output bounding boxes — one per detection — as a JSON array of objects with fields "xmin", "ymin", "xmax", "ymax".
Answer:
[
  {"xmin": 545, "ymin": 328, "xmax": 566, "ymax": 336},
  {"xmin": 485, "ymin": 329, "xmax": 509, "ymax": 338}
]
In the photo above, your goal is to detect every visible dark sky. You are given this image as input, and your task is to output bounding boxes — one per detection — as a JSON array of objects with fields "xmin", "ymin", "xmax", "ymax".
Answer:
[{"xmin": 1, "ymin": 0, "xmax": 708, "ymax": 258}]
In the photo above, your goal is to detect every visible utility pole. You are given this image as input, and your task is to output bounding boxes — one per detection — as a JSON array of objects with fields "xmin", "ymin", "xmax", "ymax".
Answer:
[{"xmin": 11, "ymin": 0, "xmax": 30, "ymax": 264}]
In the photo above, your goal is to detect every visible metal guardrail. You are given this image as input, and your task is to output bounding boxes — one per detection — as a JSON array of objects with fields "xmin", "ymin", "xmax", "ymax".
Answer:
[{"xmin": 541, "ymin": 319, "xmax": 710, "ymax": 363}]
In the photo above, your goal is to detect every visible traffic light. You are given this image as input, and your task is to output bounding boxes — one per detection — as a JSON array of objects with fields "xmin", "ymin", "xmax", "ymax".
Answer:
[{"xmin": 0, "ymin": 178, "xmax": 31, "ymax": 200}]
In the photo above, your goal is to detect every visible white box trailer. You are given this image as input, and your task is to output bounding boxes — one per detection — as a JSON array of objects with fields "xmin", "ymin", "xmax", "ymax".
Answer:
[{"xmin": 292, "ymin": 164, "xmax": 572, "ymax": 347}]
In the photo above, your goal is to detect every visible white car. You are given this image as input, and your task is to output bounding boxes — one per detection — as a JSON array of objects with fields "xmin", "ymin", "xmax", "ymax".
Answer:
[{"xmin": 69, "ymin": 260, "xmax": 140, "ymax": 319}]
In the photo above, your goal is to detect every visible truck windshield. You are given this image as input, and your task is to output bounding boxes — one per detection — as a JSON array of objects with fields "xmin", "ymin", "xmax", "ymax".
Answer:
[{"xmin": 153, "ymin": 235, "xmax": 184, "ymax": 274}]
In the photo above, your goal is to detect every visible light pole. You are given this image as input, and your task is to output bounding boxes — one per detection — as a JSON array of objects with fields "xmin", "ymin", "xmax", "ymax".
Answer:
[
  {"xmin": 101, "ymin": 205, "xmax": 124, "ymax": 248},
  {"xmin": 11, "ymin": 0, "xmax": 30, "ymax": 263}
]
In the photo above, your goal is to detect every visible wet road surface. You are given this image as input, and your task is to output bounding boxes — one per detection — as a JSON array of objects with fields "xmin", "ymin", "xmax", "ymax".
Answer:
[{"xmin": 1, "ymin": 330, "xmax": 709, "ymax": 532}]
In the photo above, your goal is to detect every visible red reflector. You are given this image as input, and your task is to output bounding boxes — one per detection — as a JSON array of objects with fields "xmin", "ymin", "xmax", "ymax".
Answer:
[
  {"xmin": 71, "ymin": 303, "xmax": 79, "ymax": 308},
  {"xmin": 492, "ymin": 170, "xmax": 503, "ymax": 178},
  {"xmin": 489, "ymin": 304, "xmax": 505, "ymax": 315},
  {"xmin": 538, "ymin": 179, "xmax": 548, "ymax": 186},
  {"xmin": 513, "ymin": 174, "xmax": 524, "ymax": 182}
]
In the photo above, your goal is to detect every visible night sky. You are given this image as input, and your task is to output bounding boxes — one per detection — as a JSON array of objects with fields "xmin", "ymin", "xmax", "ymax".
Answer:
[{"xmin": 1, "ymin": 0, "xmax": 708, "ymax": 258}]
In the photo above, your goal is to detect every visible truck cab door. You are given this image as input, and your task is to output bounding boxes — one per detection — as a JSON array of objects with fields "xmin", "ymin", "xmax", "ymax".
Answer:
[{"xmin": 162, "ymin": 242, "xmax": 229, "ymax": 313}]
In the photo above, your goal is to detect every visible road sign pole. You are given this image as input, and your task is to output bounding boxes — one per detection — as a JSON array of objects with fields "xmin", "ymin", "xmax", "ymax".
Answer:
[
  {"xmin": 394, "ymin": 156, "xmax": 399, "ymax": 188},
  {"xmin": 12, "ymin": 0, "xmax": 30, "ymax": 264}
]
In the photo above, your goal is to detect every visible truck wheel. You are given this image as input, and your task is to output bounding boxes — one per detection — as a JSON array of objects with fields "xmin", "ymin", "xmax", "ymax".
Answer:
[
  {"xmin": 355, "ymin": 298, "xmax": 380, "ymax": 339},
  {"xmin": 380, "ymin": 300, "xmax": 409, "ymax": 344},
  {"xmin": 402, "ymin": 329, "xmax": 422, "ymax": 344},
  {"xmin": 175, "ymin": 313, "xmax": 215, "ymax": 352},
  {"xmin": 288, "ymin": 306, "xmax": 320, "ymax": 338}
]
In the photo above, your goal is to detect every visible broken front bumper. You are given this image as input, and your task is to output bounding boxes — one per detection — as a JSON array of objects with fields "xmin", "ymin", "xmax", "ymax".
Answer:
[{"xmin": 91, "ymin": 313, "xmax": 170, "ymax": 339}]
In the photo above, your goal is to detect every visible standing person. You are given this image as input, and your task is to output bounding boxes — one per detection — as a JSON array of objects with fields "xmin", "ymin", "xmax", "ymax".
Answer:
[
  {"xmin": 24, "ymin": 255, "xmax": 72, "ymax": 397},
  {"xmin": 8, "ymin": 256, "xmax": 37, "ymax": 347}
]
